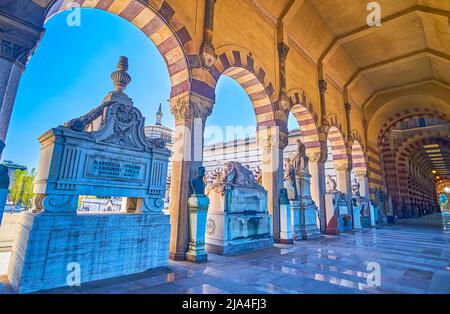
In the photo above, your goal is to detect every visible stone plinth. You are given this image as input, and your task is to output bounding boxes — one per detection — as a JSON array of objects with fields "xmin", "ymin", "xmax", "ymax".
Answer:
[
  {"xmin": 206, "ymin": 181, "xmax": 273, "ymax": 256},
  {"xmin": 324, "ymin": 192, "xmax": 351, "ymax": 235},
  {"xmin": 186, "ymin": 195, "xmax": 209, "ymax": 263},
  {"xmin": 290, "ymin": 200, "xmax": 301, "ymax": 240},
  {"xmin": 297, "ymin": 171, "xmax": 320, "ymax": 240},
  {"xmin": 279, "ymin": 190, "xmax": 293, "ymax": 244},
  {"xmin": 355, "ymin": 196, "xmax": 370, "ymax": 228},
  {"xmin": 352, "ymin": 199, "xmax": 362, "ymax": 230},
  {"xmin": 8, "ymin": 212, "xmax": 170, "ymax": 293}
]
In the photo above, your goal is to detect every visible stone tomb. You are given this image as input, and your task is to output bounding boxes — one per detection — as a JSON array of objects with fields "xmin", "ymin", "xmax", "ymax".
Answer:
[
  {"xmin": 7, "ymin": 57, "xmax": 171, "ymax": 293},
  {"xmin": 324, "ymin": 191, "xmax": 352, "ymax": 235},
  {"xmin": 205, "ymin": 162, "xmax": 273, "ymax": 255}
]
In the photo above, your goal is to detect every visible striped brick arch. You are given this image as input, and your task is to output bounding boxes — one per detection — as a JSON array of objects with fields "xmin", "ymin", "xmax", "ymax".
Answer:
[
  {"xmin": 351, "ymin": 139, "xmax": 367, "ymax": 173},
  {"xmin": 327, "ymin": 126, "xmax": 348, "ymax": 166},
  {"xmin": 395, "ymin": 132, "xmax": 450, "ymax": 207},
  {"xmin": 47, "ymin": 0, "xmax": 194, "ymax": 98},
  {"xmin": 204, "ymin": 50, "xmax": 280, "ymax": 130},
  {"xmin": 377, "ymin": 110, "xmax": 449, "ymax": 209},
  {"xmin": 288, "ymin": 92, "xmax": 321, "ymax": 151}
]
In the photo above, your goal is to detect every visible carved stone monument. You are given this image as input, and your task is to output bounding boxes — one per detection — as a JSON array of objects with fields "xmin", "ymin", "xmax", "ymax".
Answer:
[
  {"xmin": 186, "ymin": 167, "xmax": 210, "ymax": 263},
  {"xmin": 205, "ymin": 161, "xmax": 273, "ymax": 255},
  {"xmin": 352, "ymin": 197, "xmax": 362, "ymax": 230},
  {"xmin": 8, "ymin": 57, "xmax": 171, "ymax": 293},
  {"xmin": 292, "ymin": 140, "xmax": 320, "ymax": 240},
  {"xmin": 283, "ymin": 158, "xmax": 300, "ymax": 239},
  {"xmin": 324, "ymin": 184, "xmax": 352, "ymax": 235},
  {"xmin": 279, "ymin": 188, "xmax": 294, "ymax": 244},
  {"xmin": 352, "ymin": 177, "xmax": 370, "ymax": 228},
  {"xmin": 0, "ymin": 140, "xmax": 9, "ymax": 226}
]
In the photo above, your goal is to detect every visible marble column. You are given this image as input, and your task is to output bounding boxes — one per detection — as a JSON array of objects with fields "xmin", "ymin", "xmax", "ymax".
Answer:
[
  {"xmin": 0, "ymin": 58, "xmax": 24, "ymax": 150},
  {"xmin": 168, "ymin": 92, "xmax": 213, "ymax": 261},
  {"xmin": 0, "ymin": 17, "xmax": 43, "ymax": 157},
  {"xmin": 259, "ymin": 128, "xmax": 287, "ymax": 242},
  {"xmin": 355, "ymin": 170, "xmax": 370, "ymax": 198},
  {"xmin": 307, "ymin": 149, "xmax": 327, "ymax": 231},
  {"xmin": 335, "ymin": 163, "xmax": 352, "ymax": 195}
]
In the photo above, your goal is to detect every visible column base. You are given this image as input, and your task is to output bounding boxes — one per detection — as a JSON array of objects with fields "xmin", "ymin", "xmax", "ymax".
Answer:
[
  {"xmin": 277, "ymin": 238, "xmax": 294, "ymax": 244},
  {"xmin": 299, "ymin": 225, "xmax": 321, "ymax": 240},
  {"xmin": 169, "ymin": 252, "xmax": 186, "ymax": 261},
  {"xmin": 186, "ymin": 251, "xmax": 208, "ymax": 263}
]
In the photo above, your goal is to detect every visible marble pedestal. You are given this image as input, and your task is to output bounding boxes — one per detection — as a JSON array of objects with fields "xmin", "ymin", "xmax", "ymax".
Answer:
[
  {"xmin": 324, "ymin": 192, "xmax": 351, "ymax": 235},
  {"xmin": 352, "ymin": 202, "xmax": 362, "ymax": 230},
  {"xmin": 205, "ymin": 188, "xmax": 273, "ymax": 256},
  {"xmin": 8, "ymin": 212, "xmax": 170, "ymax": 294},
  {"xmin": 369, "ymin": 203, "xmax": 377, "ymax": 227},
  {"xmin": 186, "ymin": 195, "xmax": 209, "ymax": 263},
  {"xmin": 279, "ymin": 202, "xmax": 294, "ymax": 244},
  {"xmin": 297, "ymin": 171, "xmax": 320, "ymax": 240},
  {"xmin": 290, "ymin": 200, "xmax": 301, "ymax": 240}
]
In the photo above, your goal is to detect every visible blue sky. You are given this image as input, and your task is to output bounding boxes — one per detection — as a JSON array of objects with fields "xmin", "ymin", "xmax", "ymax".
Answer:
[{"xmin": 3, "ymin": 9, "xmax": 298, "ymax": 169}]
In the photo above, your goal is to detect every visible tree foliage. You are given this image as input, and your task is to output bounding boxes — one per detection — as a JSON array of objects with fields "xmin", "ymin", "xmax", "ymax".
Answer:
[{"xmin": 8, "ymin": 169, "xmax": 36, "ymax": 209}]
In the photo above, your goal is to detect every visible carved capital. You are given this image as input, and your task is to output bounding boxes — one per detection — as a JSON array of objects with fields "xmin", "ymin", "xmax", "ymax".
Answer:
[
  {"xmin": 0, "ymin": 39, "xmax": 31, "ymax": 67},
  {"xmin": 278, "ymin": 42, "xmax": 289, "ymax": 62},
  {"xmin": 334, "ymin": 163, "xmax": 350, "ymax": 172},
  {"xmin": 170, "ymin": 93, "xmax": 214, "ymax": 122},
  {"xmin": 318, "ymin": 80, "xmax": 328, "ymax": 93},
  {"xmin": 306, "ymin": 151, "xmax": 321, "ymax": 163},
  {"xmin": 200, "ymin": 42, "xmax": 217, "ymax": 70},
  {"xmin": 344, "ymin": 102, "xmax": 352, "ymax": 115},
  {"xmin": 278, "ymin": 94, "xmax": 290, "ymax": 112}
]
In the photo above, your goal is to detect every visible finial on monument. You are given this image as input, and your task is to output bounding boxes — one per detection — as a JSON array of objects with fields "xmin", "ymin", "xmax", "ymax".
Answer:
[
  {"xmin": 111, "ymin": 56, "xmax": 131, "ymax": 93},
  {"xmin": 156, "ymin": 103, "xmax": 163, "ymax": 126}
]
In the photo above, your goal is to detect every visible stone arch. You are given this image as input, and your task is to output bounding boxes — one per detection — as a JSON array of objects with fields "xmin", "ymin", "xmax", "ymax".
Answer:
[
  {"xmin": 46, "ymin": 0, "xmax": 194, "ymax": 99},
  {"xmin": 351, "ymin": 140, "xmax": 367, "ymax": 173},
  {"xmin": 377, "ymin": 110, "xmax": 449, "ymax": 209},
  {"xmin": 326, "ymin": 116, "xmax": 349, "ymax": 166},
  {"xmin": 287, "ymin": 90, "xmax": 321, "ymax": 153},
  {"xmin": 395, "ymin": 132, "xmax": 450, "ymax": 207},
  {"xmin": 205, "ymin": 49, "xmax": 281, "ymax": 130}
]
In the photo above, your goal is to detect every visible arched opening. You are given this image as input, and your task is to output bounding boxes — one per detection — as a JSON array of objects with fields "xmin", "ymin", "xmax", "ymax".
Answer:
[
  {"xmin": 395, "ymin": 134, "xmax": 450, "ymax": 218},
  {"xmin": 325, "ymin": 126, "xmax": 349, "ymax": 193}
]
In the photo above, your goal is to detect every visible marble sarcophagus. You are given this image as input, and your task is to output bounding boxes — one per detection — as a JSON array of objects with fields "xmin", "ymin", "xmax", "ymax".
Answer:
[
  {"xmin": 8, "ymin": 57, "xmax": 171, "ymax": 293},
  {"xmin": 205, "ymin": 162, "xmax": 273, "ymax": 255}
]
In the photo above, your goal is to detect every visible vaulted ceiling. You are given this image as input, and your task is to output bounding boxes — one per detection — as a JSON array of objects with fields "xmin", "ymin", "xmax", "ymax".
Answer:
[{"xmin": 250, "ymin": 0, "xmax": 450, "ymax": 131}]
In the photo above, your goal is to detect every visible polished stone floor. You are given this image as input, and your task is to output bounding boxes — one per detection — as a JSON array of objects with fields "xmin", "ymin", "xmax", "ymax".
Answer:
[{"xmin": 1, "ymin": 215, "xmax": 449, "ymax": 294}]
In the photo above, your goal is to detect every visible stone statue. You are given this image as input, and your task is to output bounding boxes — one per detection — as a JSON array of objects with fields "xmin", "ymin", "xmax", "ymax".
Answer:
[
  {"xmin": 190, "ymin": 166, "xmax": 207, "ymax": 195},
  {"xmin": 326, "ymin": 175, "xmax": 337, "ymax": 193},
  {"xmin": 292, "ymin": 139, "xmax": 309, "ymax": 173},
  {"xmin": 283, "ymin": 158, "xmax": 298, "ymax": 200},
  {"xmin": 206, "ymin": 161, "xmax": 265, "ymax": 195},
  {"xmin": 351, "ymin": 177, "xmax": 360, "ymax": 196}
]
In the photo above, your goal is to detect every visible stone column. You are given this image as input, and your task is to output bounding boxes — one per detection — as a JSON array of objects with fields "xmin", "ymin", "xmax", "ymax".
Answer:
[
  {"xmin": 200, "ymin": 0, "xmax": 217, "ymax": 69},
  {"xmin": 307, "ymin": 148, "xmax": 327, "ymax": 231},
  {"xmin": 0, "ymin": 58, "xmax": 23, "ymax": 148},
  {"xmin": 0, "ymin": 18, "xmax": 43, "ymax": 158},
  {"xmin": 258, "ymin": 127, "xmax": 286, "ymax": 242},
  {"xmin": 335, "ymin": 162, "xmax": 351, "ymax": 195},
  {"xmin": 168, "ymin": 92, "xmax": 213, "ymax": 261},
  {"xmin": 355, "ymin": 170, "xmax": 370, "ymax": 198},
  {"xmin": 318, "ymin": 80, "xmax": 329, "ymax": 131}
]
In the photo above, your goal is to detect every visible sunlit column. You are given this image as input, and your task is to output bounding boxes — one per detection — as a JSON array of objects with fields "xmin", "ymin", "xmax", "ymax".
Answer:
[
  {"xmin": 0, "ymin": 18, "xmax": 43, "ymax": 159},
  {"xmin": 307, "ymin": 149, "xmax": 326, "ymax": 229},
  {"xmin": 168, "ymin": 92, "xmax": 213, "ymax": 261},
  {"xmin": 259, "ymin": 127, "xmax": 287, "ymax": 242},
  {"xmin": 355, "ymin": 170, "xmax": 370, "ymax": 197},
  {"xmin": 335, "ymin": 162, "xmax": 351, "ymax": 195}
]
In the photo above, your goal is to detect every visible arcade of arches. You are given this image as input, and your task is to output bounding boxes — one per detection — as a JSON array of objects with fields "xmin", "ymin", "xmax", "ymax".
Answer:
[{"xmin": 0, "ymin": 0, "xmax": 449, "ymax": 262}]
